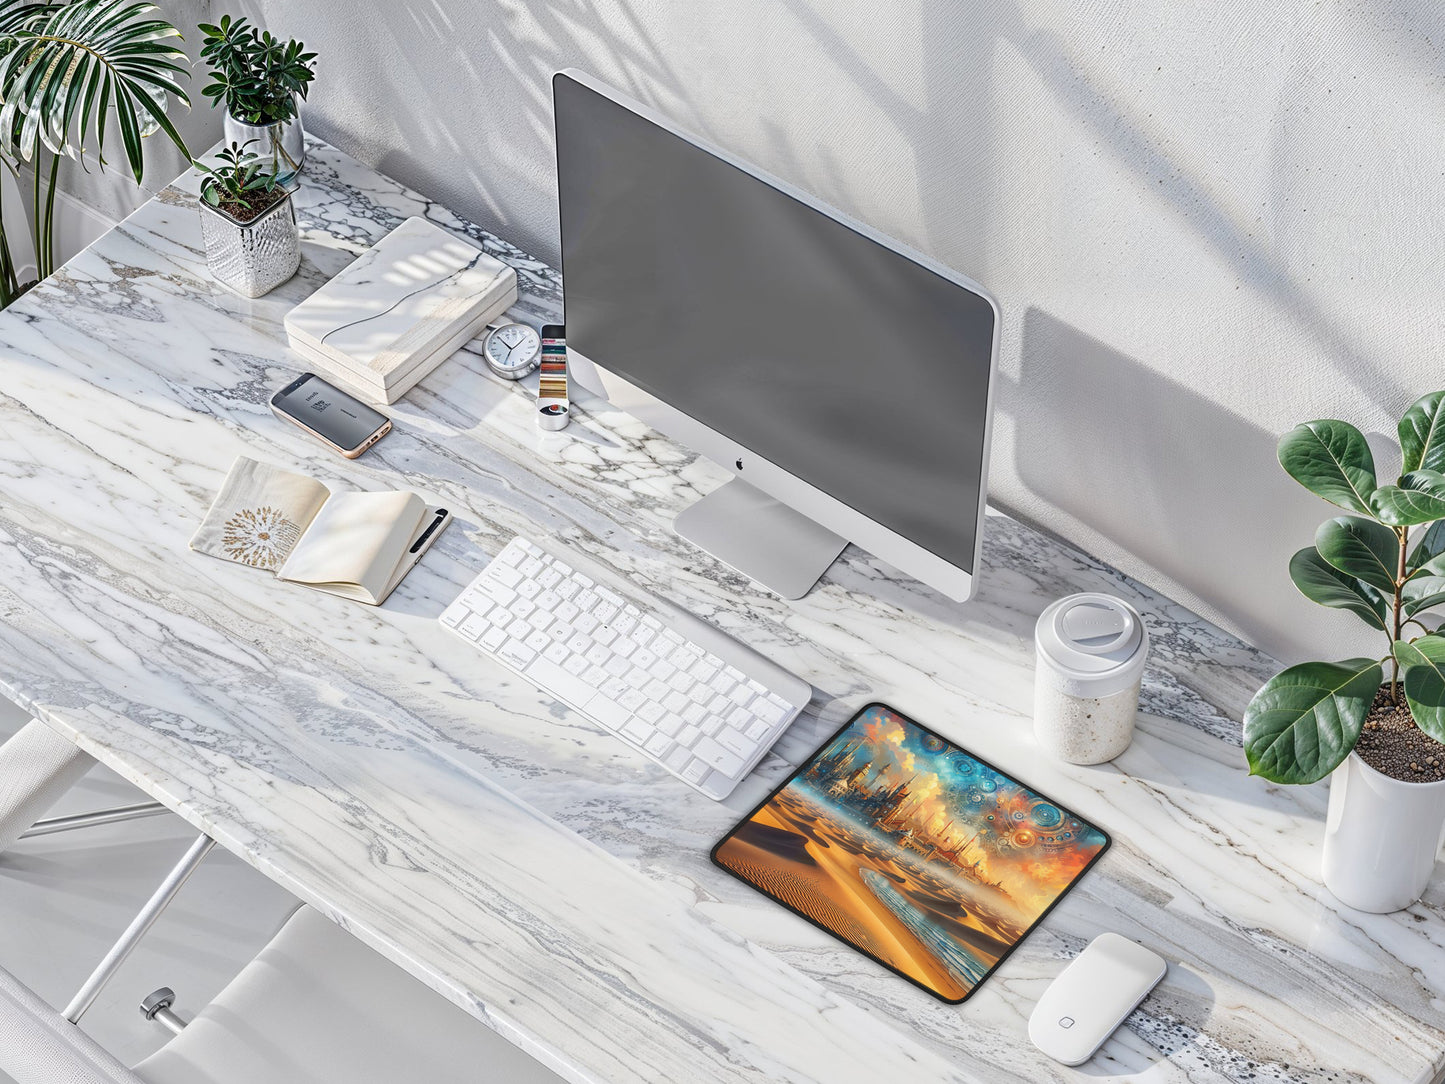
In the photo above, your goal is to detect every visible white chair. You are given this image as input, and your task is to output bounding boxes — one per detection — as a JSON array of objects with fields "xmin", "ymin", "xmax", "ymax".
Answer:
[
  {"xmin": 133, "ymin": 904, "xmax": 568, "ymax": 1084},
  {"xmin": 0, "ymin": 827, "xmax": 569, "ymax": 1084}
]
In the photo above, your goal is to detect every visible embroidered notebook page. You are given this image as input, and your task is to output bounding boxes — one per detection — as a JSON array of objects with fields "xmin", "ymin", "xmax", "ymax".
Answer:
[{"xmin": 190, "ymin": 457, "xmax": 330, "ymax": 572}]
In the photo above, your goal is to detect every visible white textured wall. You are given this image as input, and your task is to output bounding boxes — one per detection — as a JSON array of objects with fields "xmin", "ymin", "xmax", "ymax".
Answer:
[{"xmin": 214, "ymin": 0, "xmax": 1443, "ymax": 665}]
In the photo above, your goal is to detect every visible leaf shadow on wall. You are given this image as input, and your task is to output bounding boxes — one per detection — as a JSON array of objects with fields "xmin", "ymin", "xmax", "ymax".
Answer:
[{"xmin": 1010, "ymin": 307, "xmax": 1376, "ymax": 666}]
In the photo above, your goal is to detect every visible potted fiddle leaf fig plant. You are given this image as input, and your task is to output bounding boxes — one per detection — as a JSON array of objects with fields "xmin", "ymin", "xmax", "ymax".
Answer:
[
  {"xmin": 1244, "ymin": 390, "xmax": 1445, "ymax": 912},
  {"xmin": 195, "ymin": 140, "xmax": 300, "ymax": 297},
  {"xmin": 198, "ymin": 14, "xmax": 316, "ymax": 187}
]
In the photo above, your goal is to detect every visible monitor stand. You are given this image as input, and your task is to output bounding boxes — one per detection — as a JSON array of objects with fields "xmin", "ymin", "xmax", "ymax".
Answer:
[{"xmin": 674, "ymin": 477, "xmax": 847, "ymax": 600}]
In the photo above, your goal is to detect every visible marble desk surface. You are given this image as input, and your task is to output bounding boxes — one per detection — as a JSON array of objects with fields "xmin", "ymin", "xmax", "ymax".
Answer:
[{"xmin": 0, "ymin": 137, "xmax": 1440, "ymax": 1084}]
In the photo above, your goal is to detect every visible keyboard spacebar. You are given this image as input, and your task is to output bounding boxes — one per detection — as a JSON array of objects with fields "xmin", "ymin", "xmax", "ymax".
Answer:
[{"xmin": 522, "ymin": 656, "xmax": 631, "ymax": 732}]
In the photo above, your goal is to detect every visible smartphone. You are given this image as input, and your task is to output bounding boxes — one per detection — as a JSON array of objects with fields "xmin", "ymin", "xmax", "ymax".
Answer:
[{"xmin": 270, "ymin": 373, "xmax": 392, "ymax": 458}]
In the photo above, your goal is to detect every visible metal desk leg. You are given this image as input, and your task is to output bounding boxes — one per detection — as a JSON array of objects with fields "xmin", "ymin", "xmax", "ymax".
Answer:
[{"xmin": 0, "ymin": 719, "xmax": 95, "ymax": 856}]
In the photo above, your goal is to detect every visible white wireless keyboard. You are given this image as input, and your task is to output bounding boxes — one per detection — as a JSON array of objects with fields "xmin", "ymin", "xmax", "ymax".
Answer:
[{"xmin": 441, "ymin": 536, "xmax": 811, "ymax": 799}]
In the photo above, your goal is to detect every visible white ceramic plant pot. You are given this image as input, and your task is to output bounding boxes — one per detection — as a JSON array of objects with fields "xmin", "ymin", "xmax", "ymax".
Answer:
[{"xmin": 1322, "ymin": 751, "xmax": 1445, "ymax": 912}]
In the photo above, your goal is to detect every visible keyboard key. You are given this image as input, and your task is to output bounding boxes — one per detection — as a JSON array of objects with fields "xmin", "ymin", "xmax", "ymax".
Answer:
[
  {"xmin": 480, "ymin": 626, "xmax": 508, "ymax": 652},
  {"xmin": 619, "ymin": 688, "xmax": 647, "ymax": 712},
  {"xmin": 600, "ymin": 677, "xmax": 629, "ymax": 700},
  {"xmin": 543, "ymin": 641, "xmax": 570, "ymax": 665},
  {"xmin": 644, "ymin": 732, "xmax": 672, "ymax": 757},
  {"xmin": 718, "ymin": 728, "xmax": 753, "ymax": 757},
  {"xmin": 575, "ymin": 613, "xmax": 600, "ymax": 634},
  {"xmin": 590, "ymin": 696, "xmax": 631, "ymax": 732},
  {"xmin": 663, "ymin": 746, "xmax": 691, "ymax": 772},
  {"xmin": 584, "ymin": 665, "xmax": 609, "ymax": 686},
  {"xmin": 441, "ymin": 605, "xmax": 468, "ymax": 628},
  {"xmin": 753, "ymin": 699, "xmax": 788, "ymax": 725},
  {"xmin": 682, "ymin": 759, "xmax": 711, "ymax": 784},
  {"xmin": 498, "ymin": 642, "xmax": 536, "ymax": 669},
  {"xmin": 693, "ymin": 737, "xmax": 743, "ymax": 777},
  {"xmin": 563, "ymin": 655, "xmax": 588, "ymax": 676},
  {"xmin": 498, "ymin": 546, "xmax": 525, "ymax": 566},
  {"xmin": 644, "ymin": 679, "xmax": 669, "ymax": 701},
  {"xmin": 526, "ymin": 630, "xmax": 550, "ymax": 653},
  {"xmin": 517, "ymin": 580, "xmax": 541, "ymax": 600},
  {"xmin": 663, "ymin": 691, "xmax": 689, "ymax": 713},
  {"xmin": 458, "ymin": 613, "xmax": 491, "ymax": 640},
  {"xmin": 491, "ymin": 564, "xmax": 522, "ymax": 588},
  {"xmin": 746, "ymin": 718, "xmax": 773, "ymax": 741},
  {"xmin": 519, "ymin": 556, "xmax": 544, "ymax": 577},
  {"xmin": 681, "ymin": 703, "xmax": 706, "ymax": 726},
  {"xmin": 620, "ymin": 718, "xmax": 651, "ymax": 745}
]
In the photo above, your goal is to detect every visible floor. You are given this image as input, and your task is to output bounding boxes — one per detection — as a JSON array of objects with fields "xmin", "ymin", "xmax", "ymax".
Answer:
[{"xmin": 0, "ymin": 697, "xmax": 301, "ymax": 1075}]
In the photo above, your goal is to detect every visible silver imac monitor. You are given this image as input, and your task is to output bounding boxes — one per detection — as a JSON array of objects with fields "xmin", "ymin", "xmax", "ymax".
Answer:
[{"xmin": 553, "ymin": 69, "xmax": 1000, "ymax": 602}]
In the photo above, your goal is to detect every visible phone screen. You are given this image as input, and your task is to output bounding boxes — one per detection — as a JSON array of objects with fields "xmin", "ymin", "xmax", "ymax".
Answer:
[{"xmin": 271, "ymin": 374, "xmax": 389, "ymax": 452}]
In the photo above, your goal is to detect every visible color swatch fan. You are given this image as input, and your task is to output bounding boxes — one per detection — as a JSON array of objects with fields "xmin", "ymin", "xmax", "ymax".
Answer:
[
  {"xmin": 285, "ymin": 217, "xmax": 518, "ymax": 403},
  {"xmin": 713, "ymin": 704, "xmax": 1110, "ymax": 1002}
]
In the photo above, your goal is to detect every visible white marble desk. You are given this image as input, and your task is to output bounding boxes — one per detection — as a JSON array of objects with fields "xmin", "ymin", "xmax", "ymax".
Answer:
[{"xmin": 0, "ymin": 138, "xmax": 1441, "ymax": 1084}]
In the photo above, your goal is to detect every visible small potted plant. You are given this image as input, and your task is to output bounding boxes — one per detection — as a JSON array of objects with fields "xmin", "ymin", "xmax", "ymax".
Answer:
[
  {"xmin": 198, "ymin": 14, "xmax": 316, "ymax": 187},
  {"xmin": 196, "ymin": 141, "xmax": 301, "ymax": 298},
  {"xmin": 1244, "ymin": 390, "xmax": 1445, "ymax": 912}
]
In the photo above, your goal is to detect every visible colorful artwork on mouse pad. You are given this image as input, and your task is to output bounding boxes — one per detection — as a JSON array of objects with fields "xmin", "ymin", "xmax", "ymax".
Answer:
[{"xmin": 713, "ymin": 704, "xmax": 1109, "ymax": 1002}]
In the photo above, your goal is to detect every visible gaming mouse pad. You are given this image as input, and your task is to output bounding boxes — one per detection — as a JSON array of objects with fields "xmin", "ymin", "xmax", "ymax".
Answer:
[{"xmin": 712, "ymin": 703, "xmax": 1110, "ymax": 1003}]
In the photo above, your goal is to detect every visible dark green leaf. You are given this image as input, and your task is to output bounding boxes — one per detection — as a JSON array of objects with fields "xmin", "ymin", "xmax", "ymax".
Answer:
[
  {"xmin": 1393, "ymin": 637, "xmax": 1445, "ymax": 743},
  {"xmin": 1288, "ymin": 547, "xmax": 1388, "ymax": 628},
  {"xmin": 1244, "ymin": 659, "xmax": 1382, "ymax": 783},
  {"xmin": 1400, "ymin": 391, "xmax": 1445, "ymax": 476},
  {"xmin": 1408, "ymin": 520, "xmax": 1445, "ymax": 570},
  {"xmin": 1278, "ymin": 420, "xmax": 1378, "ymax": 515},
  {"xmin": 1404, "ymin": 574, "xmax": 1445, "ymax": 617},
  {"xmin": 1315, "ymin": 516, "xmax": 1401, "ymax": 593},
  {"xmin": 1369, "ymin": 470, "xmax": 1445, "ymax": 526}
]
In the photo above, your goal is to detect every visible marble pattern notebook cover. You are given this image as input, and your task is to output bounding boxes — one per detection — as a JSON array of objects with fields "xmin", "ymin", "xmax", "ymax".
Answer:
[
  {"xmin": 285, "ymin": 217, "xmax": 518, "ymax": 402},
  {"xmin": 712, "ymin": 703, "xmax": 1110, "ymax": 1003},
  {"xmin": 190, "ymin": 456, "xmax": 446, "ymax": 606}
]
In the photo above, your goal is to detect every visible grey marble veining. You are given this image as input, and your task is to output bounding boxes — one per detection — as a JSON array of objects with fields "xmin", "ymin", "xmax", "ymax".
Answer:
[{"xmin": 0, "ymin": 135, "xmax": 1440, "ymax": 1084}]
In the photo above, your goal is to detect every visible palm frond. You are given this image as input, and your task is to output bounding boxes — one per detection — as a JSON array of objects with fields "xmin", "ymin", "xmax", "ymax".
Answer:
[{"xmin": 0, "ymin": 0, "xmax": 191, "ymax": 183}]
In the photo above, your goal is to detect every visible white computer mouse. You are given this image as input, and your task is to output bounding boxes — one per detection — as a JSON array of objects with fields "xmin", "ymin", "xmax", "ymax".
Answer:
[{"xmin": 1027, "ymin": 933, "xmax": 1167, "ymax": 1066}]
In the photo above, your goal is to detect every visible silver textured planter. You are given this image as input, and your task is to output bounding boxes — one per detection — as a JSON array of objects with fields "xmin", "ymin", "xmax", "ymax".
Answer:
[
  {"xmin": 198, "ymin": 192, "xmax": 301, "ymax": 298},
  {"xmin": 224, "ymin": 104, "xmax": 305, "ymax": 188}
]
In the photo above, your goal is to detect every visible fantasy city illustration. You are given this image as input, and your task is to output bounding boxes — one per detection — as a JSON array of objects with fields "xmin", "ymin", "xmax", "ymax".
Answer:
[{"xmin": 714, "ymin": 704, "xmax": 1109, "ymax": 1001}]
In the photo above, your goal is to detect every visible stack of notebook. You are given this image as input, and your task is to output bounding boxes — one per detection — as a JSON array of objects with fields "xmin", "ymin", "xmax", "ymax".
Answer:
[{"xmin": 284, "ymin": 217, "xmax": 518, "ymax": 403}]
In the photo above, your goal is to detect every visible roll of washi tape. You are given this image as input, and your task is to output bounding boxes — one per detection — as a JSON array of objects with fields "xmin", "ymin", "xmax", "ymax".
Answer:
[{"xmin": 538, "ymin": 323, "xmax": 569, "ymax": 431}]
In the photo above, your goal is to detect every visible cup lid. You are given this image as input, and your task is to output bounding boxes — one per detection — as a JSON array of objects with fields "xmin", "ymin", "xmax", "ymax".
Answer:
[{"xmin": 1035, "ymin": 593, "xmax": 1148, "ymax": 696}]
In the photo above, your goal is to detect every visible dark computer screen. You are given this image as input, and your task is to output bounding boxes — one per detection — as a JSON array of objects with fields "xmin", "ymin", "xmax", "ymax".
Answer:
[{"xmin": 554, "ymin": 74, "xmax": 996, "ymax": 574}]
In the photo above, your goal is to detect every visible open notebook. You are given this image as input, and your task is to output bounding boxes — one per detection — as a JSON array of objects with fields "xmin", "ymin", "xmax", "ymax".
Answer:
[{"xmin": 190, "ymin": 457, "xmax": 450, "ymax": 605}]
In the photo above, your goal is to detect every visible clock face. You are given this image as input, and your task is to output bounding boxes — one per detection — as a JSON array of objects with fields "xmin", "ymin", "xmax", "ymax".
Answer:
[{"xmin": 484, "ymin": 323, "xmax": 541, "ymax": 377}]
